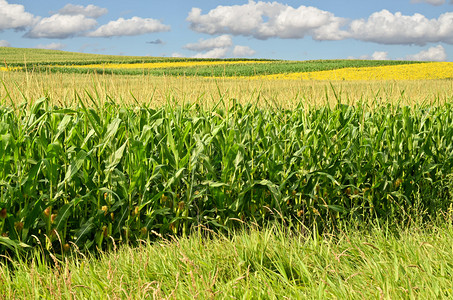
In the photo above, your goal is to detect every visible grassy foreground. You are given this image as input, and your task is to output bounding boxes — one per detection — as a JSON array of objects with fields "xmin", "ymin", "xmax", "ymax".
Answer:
[{"xmin": 1, "ymin": 220, "xmax": 452, "ymax": 299}]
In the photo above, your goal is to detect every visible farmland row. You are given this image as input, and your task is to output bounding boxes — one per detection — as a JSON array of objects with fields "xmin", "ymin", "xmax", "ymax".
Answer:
[
  {"xmin": 252, "ymin": 62, "xmax": 453, "ymax": 81},
  {"xmin": 1, "ymin": 48, "xmax": 423, "ymax": 77},
  {"xmin": 6, "ymin": 60, "xmax": 421, "ymax": 77},
  {"xmin": 0, "ymin": 47, "xmax": 269, "ymax": 66},
  {"xmin": 2, "ymin": 69, "xmax": 452, "ymax": 109},
  {"xmin": 0, "ymin": 95, "xmax": 452, "ymax": 255}
]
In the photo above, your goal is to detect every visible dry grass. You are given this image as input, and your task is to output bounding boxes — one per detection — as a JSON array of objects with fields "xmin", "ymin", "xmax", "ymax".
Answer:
[{"xmin": 1, "ymin": 70, "xmax": 452, "ymax": 108}]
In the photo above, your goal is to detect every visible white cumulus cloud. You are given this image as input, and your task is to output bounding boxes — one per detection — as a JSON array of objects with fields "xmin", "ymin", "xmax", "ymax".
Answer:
[
  {"xmin": 411, "ymin": 0, "xmax": 446, "ymax": 5},
  {"xmin": 349, "ymin": 10, "xmax": 453, "ymax": 45},
  {"xmin": 370, "ymin": 51, "xmax": 389, "ymax": 60},
  {"xmin": 357, "ymin": 51, "xmax": 389, "ymax": 60},
  {"xmin": 183, "ymin": 35, "xmax": 256, "ymax": 58},
  {"xmin": 192, "ymin": 47, "xmax": 230, "ymax": 59},
  {"xmin": 187, "ymin": 1, "xmax": 348, "ymax": 40},
  {"xmin": 0, "ymin": 0, "xmax": 36, "ymax": 31},
  {"xmin": 171, "ymin": 52, "xmax": 184, "ymax": 58},
  {"xmin": 233, "ymin": 45, "xmax": 256, "ymax": 57},
  {"xmin": 25, "ymin": 14, "xmax": 97, "ymax": 38},
  {"xmin": 184, "ymin": 35, "xmax": 232, "ymax": 51},
  {"xmin": 187, "ymin": 2, "xmax": 453, "ymax": 46},
  {"xmin": 58, "ymin": 4, "xmax": 108, "ymax": 18},
  {"xmin": 351, "ymin": 45, "xmax": 447, "ymax": 61},
  {"xmin": 404, "ymin": 45, "xmax": 447, "ymax": 61},
  {"xmin": 349, "ymin": 51, "xmax": 389, "ymax": 60},
  {"xmin": 35, "ymin": 42, "xmax": 66, "ymax": 50},
  {"xmin": 0, "ymin": 40, "xmax": 10, "ymax": 47},
  {"xmin": 190, "ymin": 44, "xmax": 256, "ymax": 58},
  {"xmin": 86, "ymin": 17, "xmax": 170, "ymax": 37}
]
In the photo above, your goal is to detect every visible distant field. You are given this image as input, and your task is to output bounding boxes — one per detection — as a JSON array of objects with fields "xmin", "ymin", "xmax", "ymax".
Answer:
[
  {"xmin": 0, "ymin": 47, "xmax": 241, "ymax": 65},
  {"xmin": 3, "ymin": 47, "xmax": 451, "ymax": 109},
  {"xmin": 253, "ymin": 61, "xmax": 453, "ymax": 81},
  {"xmin": 2, "ymin": 69, "xmax": 453, "ymax": 108},
  {"xmin": 1, "ymin": 47, "xmax": 422, "ymax": 77},
  {"xmin": 41, "ymin": 59, "xmax": 421, "ymax": 77}
]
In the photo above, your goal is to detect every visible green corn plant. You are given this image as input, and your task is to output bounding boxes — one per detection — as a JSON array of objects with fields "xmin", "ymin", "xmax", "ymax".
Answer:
[{"xmin": 0, "ymin": 92, "xmax": 452, "ymax": 257}]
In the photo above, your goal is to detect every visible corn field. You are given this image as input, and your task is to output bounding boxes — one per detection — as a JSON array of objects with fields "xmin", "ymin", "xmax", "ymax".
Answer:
[{"xmin": 0, "ymin": 94, "xmax": 452, "ymax": 255}]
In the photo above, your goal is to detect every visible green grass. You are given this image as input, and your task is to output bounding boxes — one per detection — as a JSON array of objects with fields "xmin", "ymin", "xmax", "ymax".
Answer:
[{"xmin": 1, "ymin": 221, "xmax": 452, "ymax": 299}]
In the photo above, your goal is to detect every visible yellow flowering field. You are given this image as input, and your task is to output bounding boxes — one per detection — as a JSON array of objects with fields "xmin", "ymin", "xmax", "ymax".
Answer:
[
  {"xmin": 0, "ymin": 66, "xmax": 21, "ymax": 72},
  {"xmin": 251, "ymin": 62, "xmax": 453, "ymax": 81}
]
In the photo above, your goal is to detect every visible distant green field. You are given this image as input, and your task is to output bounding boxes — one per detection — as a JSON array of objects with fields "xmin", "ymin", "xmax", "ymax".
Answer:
[
  {"xmin": 1, "ymin": 47, "xmax": 421, "ymax": 77},
  {"xmin": 0, "ymin": 47, "xmax": 268, "ymax": 66},
  {"xmin": 49, "ymin": 60, "xmax": 422, "ymax": 77}
]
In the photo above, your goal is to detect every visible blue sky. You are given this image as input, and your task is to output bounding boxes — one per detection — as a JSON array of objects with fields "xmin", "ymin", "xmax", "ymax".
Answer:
[{"xmin": 1, "ymin": 0, "xmax": 453, "ymax": 61}]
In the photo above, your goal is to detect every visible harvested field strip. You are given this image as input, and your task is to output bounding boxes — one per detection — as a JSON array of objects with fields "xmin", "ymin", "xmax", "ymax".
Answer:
[{"xmin": 3, "ymin": 70, "xmax": 453, "ymax": 108}]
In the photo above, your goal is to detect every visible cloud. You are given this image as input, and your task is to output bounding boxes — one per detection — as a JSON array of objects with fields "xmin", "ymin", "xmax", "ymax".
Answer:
[
  {"xmin": 361, "ymin": 51, "xmax": 389, "ymax": 60},
  {"xmin": 187, "ymin": 1, "xmax": 348, "ymax": 40},
  {"xmin": 404, "ymin": 45, "xmax": 447, "ymax": 61},
  {"xmin": 184, "ymin": 35, "xmax": 232, "ymax": 51},
  {"xmin": 0, "ymin": 40, "xmax": 10, "ymax": 47},
  {"xmin": 0, "ymin": 0, "xmax": 36, "ymax": 31},
  {"xmin": 79, "ymin": 43, "xmax": 94, "ymax": 52},
  {"xmin": 58, "ymin": 4, "xmax": 108, "ymax": 18},
  {"xmin": 349, "ymin": 10, "xmax": 453, "ymax": 45},
  {"xmin": 233, "ymin": 45, "xmax": 256, "ymax": 57},
  {"xmin": 188, "ymin": 2, "xmax": 453, "ymax": 46},
  {"xmin": 370, "ymin": 51, "xmax": 389, "ymax": 60},
  {"xmin": 86, "ymin": 17, "xmax": 170, "ymax": 37},
  {"xmin": 192, "ymin": 47, "xmax": 230, "ymax": 58},
  {"xmin": 190, "ymin": 44, "xmax": 256, "ymax": 59},
  {"xmin": 171, "ymin": 52, "xmax": 184, "ymax": 58},
  {"xmin": 147, "ymin": 39, "xmax": 164, "ymax": 45},
  {"xmin": 351, "ymin": 45, "xmax": 447, "ymax": 61},
  {"xmin": 183, "ymin": 35, "xmax": 256, "ymax": 58},
  {"xmin": 35, "ymin": 42, "xmax": 66, "ymax": 50},
  {"xmin": 25, "ymin": 14, "xmax": 97, "ymax": 38},
  {"xmin": 349, "ymin": 51, "xmax": 389, "ymax": 60},
  {"xmin": 411, "ymin": 0, "xmax": 446, "ymax": 5}
]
